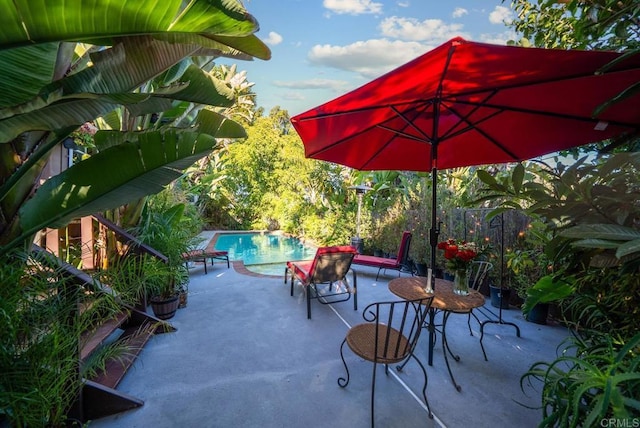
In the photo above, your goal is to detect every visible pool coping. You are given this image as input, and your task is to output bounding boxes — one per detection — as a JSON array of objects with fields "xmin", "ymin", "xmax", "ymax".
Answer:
[{"xmin": 203, "ymin": 230, "xmax": 307, "ymax": 279}]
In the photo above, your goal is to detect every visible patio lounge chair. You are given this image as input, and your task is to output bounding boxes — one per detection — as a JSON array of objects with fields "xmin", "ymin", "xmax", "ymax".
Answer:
[
  {"xmin": 182, "ymin": 249, "xmax": 230, "ymax": 275},
  {"xmin": 338, "ymin": 296, "xmax": 435, "ymax": 427},
  {"xmin": 285, "ymin": 246, "xmax": 358, "ymax": 319},
  {"xmin": 352, "ymin": 231, "xmax": 412, "ymax": 280}
]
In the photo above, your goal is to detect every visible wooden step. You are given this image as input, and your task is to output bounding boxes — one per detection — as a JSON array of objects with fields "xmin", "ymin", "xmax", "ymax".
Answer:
[
  {"xmin": 89, "ymin": 320, "xmax": 157, "ymax": 389},
  {"xmin": 80, "ymin": 311, "xmax": 130, "ymax": 361}
]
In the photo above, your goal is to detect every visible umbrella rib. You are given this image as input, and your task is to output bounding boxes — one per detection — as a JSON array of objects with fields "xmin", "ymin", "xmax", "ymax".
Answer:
[
  {"xmin": 437, "ymin": 96, "xmax": 523, "ymax": 160},
  {"xmin": 358, "ymin": 104, "xmax": 436, "ymax": 169},
  {"xmin": 306, "ymin": 102, "xmax": 433, "ymax": 166},
  {"xmin": 436, "ymin": 66, "xmax": 640, "ymax": 117},
  {"xmin": 384, "ymin": 104, "xmax": 434, "ymax": 143},
  {"xmin": 452, "ymin": 98, "xmax": 639, "ymax": 129}
]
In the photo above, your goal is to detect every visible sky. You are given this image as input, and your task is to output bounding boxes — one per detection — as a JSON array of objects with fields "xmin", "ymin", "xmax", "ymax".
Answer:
[{"xmin": 218, "ymin": 0, "xmax": 517, "ymax": 116}]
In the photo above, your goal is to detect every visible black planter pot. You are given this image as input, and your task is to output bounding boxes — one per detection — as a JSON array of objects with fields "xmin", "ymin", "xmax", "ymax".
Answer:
[
  {"xmin": 526, "ymin": 303, "xmax": 549, "ymax": 325},
  {"xmin": 350, "ymin": 237, "xmax": 364, "ymax": 254},
  {"xmin": 489, "ymin": 285, "xmax": 511, "ymax": 309},
  {"xmin": 414, "ymin": 262, "xmax": 428, "ymax": 277}
]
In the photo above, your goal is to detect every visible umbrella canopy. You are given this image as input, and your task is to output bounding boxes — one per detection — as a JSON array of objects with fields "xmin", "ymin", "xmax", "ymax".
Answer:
[{"xmin": 290, "ymin": 37, "xmax": 640, "ymax": 275}]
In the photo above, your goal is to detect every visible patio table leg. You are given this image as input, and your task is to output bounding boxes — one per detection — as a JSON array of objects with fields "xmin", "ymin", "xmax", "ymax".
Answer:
[{"xmin": 441, "ymin": 311, "xmax": 462, "ymax": 392}]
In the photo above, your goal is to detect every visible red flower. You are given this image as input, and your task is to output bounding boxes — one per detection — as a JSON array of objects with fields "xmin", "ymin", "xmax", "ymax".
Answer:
[{"xmin": 437, "ymin": 239, "xmax": 481, "ymax": 272}]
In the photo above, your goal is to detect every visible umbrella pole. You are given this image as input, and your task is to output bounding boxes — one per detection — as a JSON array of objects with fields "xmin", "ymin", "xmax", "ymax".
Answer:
[{"xmin": 429, "ymin": 142, "xmax": 439, "ymax": 290}]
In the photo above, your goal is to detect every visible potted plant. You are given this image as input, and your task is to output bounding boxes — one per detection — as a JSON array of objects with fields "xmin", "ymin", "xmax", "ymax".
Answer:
[
  {"xmin": 136, "ymin": 201, "xmax": 199, "ymax": 318},
  {"xmin": 522, "ymin": 274, "xmax": 575, "ymax": 325},
  {"xmin": 143, "ymin": 256, "xmax": 184, "ymax": 320}
]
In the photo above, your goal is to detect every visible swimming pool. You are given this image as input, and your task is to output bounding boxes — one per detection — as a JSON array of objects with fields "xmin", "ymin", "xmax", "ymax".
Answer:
[{"xmin": 213, "ymin": 232, "xmax": 317, "ymax": 275}]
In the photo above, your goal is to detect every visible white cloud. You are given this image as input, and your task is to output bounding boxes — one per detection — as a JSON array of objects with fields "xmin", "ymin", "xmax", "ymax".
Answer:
[
  {"xmin": 478, "ymin": 30, "xmax": 518, "ymax": 45},
  {"xmin": 281, "ymin": 92, "xmax": 306, "ymax": 101},
  {"xmin": 489, "ymin": 6, "xmax": 513, "ymax": 25},
  {"xmin": 323, "ymin": 0, "xmax": 383, "ymax": 15},
  {"xmin": 452, "ymin": 7, "xmax": 468, "ymax": 18},
  {"xmin": 379, "ymin": 16, "xmax": 469, "ymax": 42},
  {"xmin": 263, "ymin": 32, "xmax": 283, "ymax": 46},
  {"xmin": 308, "ymin": 39, "xmax": 431, "ymax": 78},
  {"xmin": 397, "ymin": 1, "xmax": 410, "ymax": 7},
  {"xmin": 273, "ymin": 78, "xmax": 351, "ymax": 92}
]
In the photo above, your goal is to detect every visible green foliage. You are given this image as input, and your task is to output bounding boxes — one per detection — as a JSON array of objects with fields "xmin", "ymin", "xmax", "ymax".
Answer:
[
  {"xmin": 509, "ymin": 0, "xmax": 640, "ymax": 51},
  {"xmin": 0, "ymin": 0, "xmax": 269, "ymax": 254},
  {"xmin": 522, "ymin": 274, "xmax": 576, "ymax": 317},
  {"xmin": 0, "ymin": 249, "xmax": 122, "ymax": 426},
  {"xmin": 521, "ymin": 333, "xmax": 640, "ymax": 427},
  {"xmin": 135, "ymin": 199, "xmax": 198, "ymax": 297},
  {"xmin": 563, "ymin": 268, "xmax": 640, "ymax": 342},
  {"xmin": 96, "ymin": 256, "xmax": 148, "ymax": 305},
  {"xmin": 217, "ymin": 108, "xmax": 356, "ymax": 244},
  {"xmin": 477, "ymin": 153, "xmax": 640, "ymax": 424}
]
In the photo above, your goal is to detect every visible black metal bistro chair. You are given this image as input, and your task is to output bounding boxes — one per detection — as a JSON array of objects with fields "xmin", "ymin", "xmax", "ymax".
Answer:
[{"xmin": 338, "ymin": 296, "xmax": 435, "ymax": 427}]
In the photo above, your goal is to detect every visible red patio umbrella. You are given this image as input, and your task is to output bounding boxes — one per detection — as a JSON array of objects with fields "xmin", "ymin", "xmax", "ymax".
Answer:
[{"xmin": 290, "ymin": 37, "xmax": 640, "ymax": 280}]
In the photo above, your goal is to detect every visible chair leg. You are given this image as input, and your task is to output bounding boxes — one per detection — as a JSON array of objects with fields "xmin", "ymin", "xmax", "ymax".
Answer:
[
  {"xmin": 306, "ymin": 284, "xmax": 312, "ymax": 319},
  {"xmin": 337, "ymin": 339, "xmax": 351, "ymax": 388},
  {"xmin": 468, "ymin": 311, "xmax": 481, "ymax": 336},
  {"xmin": 352, "ymin": 272, "xmax": 358, "ymax": 312},
  {"xmin": 410, "ymin": 353, "xmax": 433, "ymax": 419},
  {"xmin": 370, "ymin": 361, "xmax": 377, "ymax": 428}
]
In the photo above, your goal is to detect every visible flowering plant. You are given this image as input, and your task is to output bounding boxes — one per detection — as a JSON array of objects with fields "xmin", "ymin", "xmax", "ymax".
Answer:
[{"xmin": 437, "ymin": 239, "xmax": 481, "ymax": 273}]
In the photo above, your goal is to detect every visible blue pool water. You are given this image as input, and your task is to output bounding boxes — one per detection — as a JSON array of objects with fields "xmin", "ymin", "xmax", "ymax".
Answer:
[{"xmin": 213, "ymin": 232, "xmax": 317, "ymax": 275}]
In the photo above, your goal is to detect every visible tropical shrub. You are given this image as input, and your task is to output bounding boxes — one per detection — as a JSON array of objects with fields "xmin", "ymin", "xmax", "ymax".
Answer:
[
  {"xmin": 522, "ymin": 333, "xmax": 640, "ymax": 427},
  {"xmin": 0, "ymin": 249, "xmax": 123, "ymax": 426}
]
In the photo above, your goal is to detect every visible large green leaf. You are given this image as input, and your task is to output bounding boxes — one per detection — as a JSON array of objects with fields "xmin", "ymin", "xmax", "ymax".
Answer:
[
  {"xmin": 561, "ymin": 224, "xmax": 640, "ymax": 241},
  {"xmin": 523, "ymin": 275, "xmax": 576, "ymax": 317},
  {"xmin": 0, "ymin": 43, "xmax": 58, "ymax": 108},
  {"xmin": 0, "ymin": 39, "xmax": 241, "ymax": 142},
  {"xmin": 0, "ymin": 0, "xmax": 264, "ymax": 48},
  {"xmin": 0, "ymin": 1, "xmax": 269, "ymax": 110},
  {"xmin": 15, "ymin": 130, "xmax": 217, "ymax": 244}
]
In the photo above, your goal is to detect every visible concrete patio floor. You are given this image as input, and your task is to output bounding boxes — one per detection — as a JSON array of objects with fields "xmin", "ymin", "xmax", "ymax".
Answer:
[{"xmin": 89, "ymin": 249, "xmax": 569, "ymax": 428}]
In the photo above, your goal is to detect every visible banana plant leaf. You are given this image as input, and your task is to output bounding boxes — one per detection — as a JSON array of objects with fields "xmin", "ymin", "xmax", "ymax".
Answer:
[
  {"xmin": 0, "ymin": 0, "xmax": 269, "ymax": 253},
  {"xmin": 0, "ymin": 0, "xmax": 269, "ymax": 59},
  {"xmin": 13, "ymin": 127, "xmax": 234, "ymax": 249}
]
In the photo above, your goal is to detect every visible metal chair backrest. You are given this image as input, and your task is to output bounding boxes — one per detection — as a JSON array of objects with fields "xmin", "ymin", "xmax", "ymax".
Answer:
[
  {"xmin": 365, "ymin": 296, "xmax": 433, "ymax": 363},
  {"xmin": 469, "ymin": 261, "xmax": 493, "ymax": 291},
  {"xmin": 308, "ymin": 246, "xmax": 357, "ymax": 284}
]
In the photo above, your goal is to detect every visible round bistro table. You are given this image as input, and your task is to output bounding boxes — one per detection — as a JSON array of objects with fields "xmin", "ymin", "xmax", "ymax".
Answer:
[{"xmin": 388, "ymin": 276, "xmax": 485, "ymax": 391}]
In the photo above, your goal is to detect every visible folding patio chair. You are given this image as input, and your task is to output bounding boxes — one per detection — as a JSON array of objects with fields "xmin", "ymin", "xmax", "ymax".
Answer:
[
  {"xmin": 352, "ymin": 231, "xmax": 412, "ymax": 280},
  {"xmin": 284, "ymin": 245, "xmax": 358, "ymax": 319}
]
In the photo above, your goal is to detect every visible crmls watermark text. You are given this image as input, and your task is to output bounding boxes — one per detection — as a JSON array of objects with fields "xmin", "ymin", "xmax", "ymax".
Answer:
[{"xmin": 601, "ymin": 418, "xmax": 640, "ymax": 428}]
